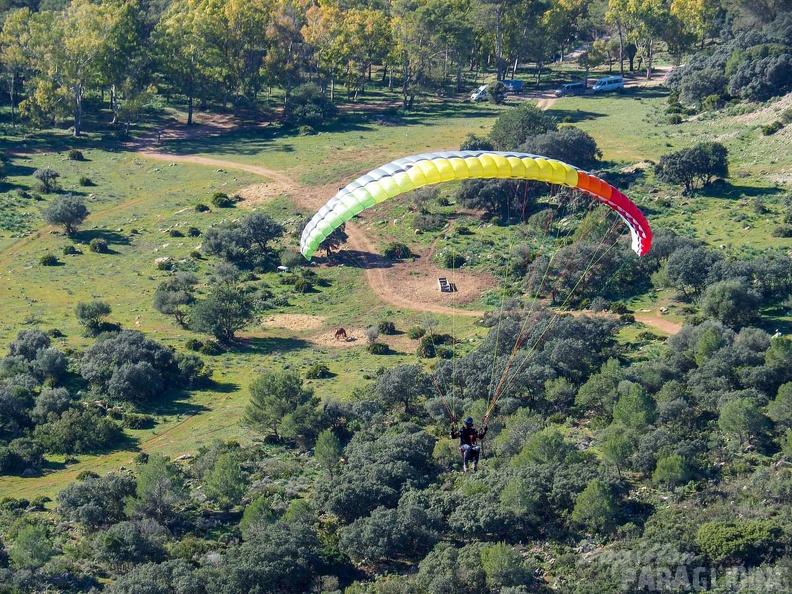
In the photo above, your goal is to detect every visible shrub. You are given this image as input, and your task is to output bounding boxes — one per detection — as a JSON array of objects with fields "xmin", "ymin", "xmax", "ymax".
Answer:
[
  {"xmin": 122, "ymin": 413, "xmax": 155, "ymax": 429},
  {"xmin": 89, "ymin": 238, "xmax": 108, "ymax": 253},
  {"xmin": 39, "ymin": 254, "xmax": 59, "ymax": 266},
  {"xmin": 367, "ymin": 342, "xmax": 390, "ymax": 355},
  {"xmin": 195, "ymin": 203, "xmax": 210, "ymax": 212},
  {"xmin": 667, "ymin": 114, "xmax": 683, "ymax": 124},
  {"xmin": 168, "ymin": 229, "xmax": 185, "ymax": 237},
  {"xmin": 413, "ymin": 212, "xmax": 446, "ymax": 232},
  {"xmin": 286, "ymin": 82, "xmax": 337, "ymax": 128},
  {"xmin": 294, "ymin": 277, "xmax": 311, "ymax": 293},
  {"xmin": 762, "ymin": 121, "xmax": 784, "ymax": 136},
  {"xmin": 435, "ymin": 346, "xmax": 454, "ymax": 359},
  {"xmin": 454, "ymin": 225, "xmax": 472, "ymax": 236},
  {"xmin": 609, "ymin": 301, "xmax": 628, "ymax": 314},
  {"xmin": 298, "ymin": 125, "xmax": 315, "ymax": 136},
  {"xmin": 186, "ymin": 227, "xmax": 201, "ymax": 237},
  {"xmin": 211, "ymin": 192, "xmax": 234, "ymax": 208},
  {"xmin": 407, "ymin": 326, "xmax": 426, "ymax": 339},
  {"xmin": 378, "ymin": 321, "xmax": 396, "ymax": 335},
  {"xmin": 305, "ymin": 363, "xmax": 331, "ymax": 379},
  {"xmin": 78, "ymin": 176, "xmax": 93, "ymax": 186},
  {"xmin": 771, "ymin": 225, "xmax": 792, "ymax": 237},
  {"xmin": 383, "ymin": 242, "xmax": 412, "ymax": 260},
  {"xmin": 666, "ymin": 103, "xmax": 683, "ymax": 114},
  {"xmin": 417, "ymin": 335, "xmax": 436, "ymax": 358},
  {"xmin": 67, "ymin": 149, "xmax": 84, "ymax": 161},
  {"xmin": 33, "ymin": 168, "xmax": 60, "ymax": 192},
  {"xmin": 190, "ymin": 250, "xmax": 202, "ymax": 259},
  {"xmin": 185, "ymin": 338, "xmax": 203, "ymax": 351},
  {"xmin": 437, "ymin": 195, "xmax": 450, "ymax": 206},
  {"xmin": 199, "ymin": 340, "xmax": 224, "ymax": 355},
  {"xmin": 440, "ymin": 251, "xmax": 465, "ymax": 268}
]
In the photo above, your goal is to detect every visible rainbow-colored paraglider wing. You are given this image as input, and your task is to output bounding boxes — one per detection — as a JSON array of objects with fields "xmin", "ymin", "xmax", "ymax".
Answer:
[{"xmin": 300, "ymin": 151, "xmax": 652, "ymax": 259}]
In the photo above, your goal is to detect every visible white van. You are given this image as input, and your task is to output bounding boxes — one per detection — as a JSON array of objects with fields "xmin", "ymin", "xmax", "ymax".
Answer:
[{"xmin": 592, "ymin": 76, "xmax": 624, "ymax": 93}]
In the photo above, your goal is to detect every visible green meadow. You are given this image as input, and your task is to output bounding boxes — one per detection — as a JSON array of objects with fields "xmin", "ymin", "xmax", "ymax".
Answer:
[{"xmin": 2, "ymin": 83, "xmax": 791, "ymax": 498}]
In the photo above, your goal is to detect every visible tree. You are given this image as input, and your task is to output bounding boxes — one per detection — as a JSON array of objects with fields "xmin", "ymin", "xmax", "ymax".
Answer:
[
  {"xmin": 512, "ymin": 427, "xmax": 575, "ymax": 466},
  {"xmin": 188, "ymin": 284, "xmax": 255, "ymax": 342},
  {"xmin": 571, "ymin": 478, "xmax": 619, "ymax": 533},
  {"xmin": 243, "ymin": 370, "xmax": 319, "ymax": 441},
  {"xmin": 127, "ymin": 454, "xmax": 187, "ymax": 524},
  {"xmin": 57, "ymin": 472, "xmax": 137, "ymax": 530},
  {"xmin": 33, "ymin": 167, "xmax": 60, "ymax": 192},
  {"xmin": 153, "ymin": 273, "xmax": 197, "ymax": 326},
  {"xmin": 718, "ymin": 397, "xmax": 770, "ymax": 446},
  {"xmin": 701, "ymin": 279, "xmax": 761, "ymax": 328},
  {"xmin": 655, "ymin": 142, "xmax": 729, "ymax": 193},
  {"xmin": 480, "ymin": 542, "xmax": 535, "ymax": 591},
  {"xmin": 488, "ymin": 103, "xmax": 557, "ymax": 150},
  {"xmin": 286, "ymin": 81, "xmax": 337, "ymax": 127},
  {"xmin": 33, "ymin": 408, "xmax": 122, "ymax": 454},
  {"xmin": 7, "ymin": 328, "xmax": 50, "ymax": 360},
  {"xmin": 652, "ymin": 454, "xmax": 691, "ymax": 488},
  {"xmin": 520, "ymin": 127, "xmax": 602, "ymax": 170},
  {"xmin": 75, "ymin": 300, "xmax": 112, "ymax": 335},
  {"xmin": 612, "ymin": 384, "xmax": 657, "ymax": 429},
  {"xmin": 374, "ymin": 364, "xmax": 432, "ymax": 414},
  {"xmin": 314, "ymin": 429, "xmax": 343, "ymax": 477},
  {"xmin": 203, "ymin": 451, "xmax": 247, "ymax": 512},
  {"xmin": 94, "ymin": 519, "xmax": 167, "ymax": 570},
  {"xmin": 767, "ymin": 383, "xmax": 792, "ymax": 430},
  {"xmin": 9, "ymin": 524, "xmax": 53, "ymax": 569},
  {"xmin": 103, "ymin": 559, "xmax": 203, "ymax": 594},
  {"xmin": 664, "ymin": 246, "xmax": 721, "ymax": 298},
  {"xmin": 319, "ymin": 223, "xmax": 348, "ymax": 257},
  {"xmin": 107, "ymin": 361, "xmax": 163, "ymax": 402},
  {"xmin": 599, "ymin": 424, "xmax": 638, "ymax": 477},
  {"xmin": 41, "ymin": 193, "xmax": 89, "ymax": 235}
]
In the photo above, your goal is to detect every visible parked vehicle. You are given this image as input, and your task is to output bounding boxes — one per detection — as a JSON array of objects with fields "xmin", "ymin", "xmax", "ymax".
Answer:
[
  {"xmin": 502, "ymin": 79, "xmax": 523, "ymax": 93},
  {"xmin": 470, "ymin": 84, "xmax": 505, "ymax": 102},
  {"xmin": 470, "ymin": 85, "xmax": 489, "ymax": 101},
  {"xmin": 554, "ymin": 82, "xmax": 586, "ymax": 97},
  {"xmin": 592, "ymin": 76, "xmax": 625, "ymax": 93}
]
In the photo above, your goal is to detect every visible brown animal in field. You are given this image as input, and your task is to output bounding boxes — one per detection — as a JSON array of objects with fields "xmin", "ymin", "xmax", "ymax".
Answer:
[{"xmin": 334, "ymin": 328, "xmax": 348, "ymax": 341}]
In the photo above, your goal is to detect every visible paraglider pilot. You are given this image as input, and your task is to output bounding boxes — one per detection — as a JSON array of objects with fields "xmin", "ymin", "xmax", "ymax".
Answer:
[{"xmin": 451, "ymin": 416, "xmax": 488, "ymax": 472}]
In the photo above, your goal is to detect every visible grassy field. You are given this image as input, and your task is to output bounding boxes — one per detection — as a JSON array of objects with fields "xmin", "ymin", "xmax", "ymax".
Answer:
[{"xmin": 2, "ymin": 84, "xmax": 791, "ymax": 498}]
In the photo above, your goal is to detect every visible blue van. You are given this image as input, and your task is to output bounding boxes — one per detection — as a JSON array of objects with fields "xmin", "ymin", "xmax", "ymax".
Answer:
[{"xmin": 502, "ymin": 79, "xmax": 523, "ymax": 93}]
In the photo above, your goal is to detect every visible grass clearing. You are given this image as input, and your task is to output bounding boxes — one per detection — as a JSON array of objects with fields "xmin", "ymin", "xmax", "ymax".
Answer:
[{"xmin": 3, "ymin": 87, "xmax": 792, "ymax": 499}]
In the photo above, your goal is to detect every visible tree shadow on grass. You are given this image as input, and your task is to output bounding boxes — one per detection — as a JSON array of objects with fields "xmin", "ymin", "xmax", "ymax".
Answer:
[
  {"xmin": 74, "ymin": 228, "xmax": 131, "ymax": 248},
  {"xmin": 698, "ymin": 181, "xmax": 785, "ymax": 200},
  {"xmin": 233, "ymin": 336, "xmax": 311, "ymax": 356}
]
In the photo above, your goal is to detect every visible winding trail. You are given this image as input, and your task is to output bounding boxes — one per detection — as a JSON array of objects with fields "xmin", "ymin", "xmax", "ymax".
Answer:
[{"xmin": 135, "ymin": 116, "xmax": 680, "ymax": 333}]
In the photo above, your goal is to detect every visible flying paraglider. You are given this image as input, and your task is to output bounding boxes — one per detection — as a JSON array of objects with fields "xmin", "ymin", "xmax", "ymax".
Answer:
[{"xmin": 300, "ymin": 150, "xmax": 652, "ymax": 260}]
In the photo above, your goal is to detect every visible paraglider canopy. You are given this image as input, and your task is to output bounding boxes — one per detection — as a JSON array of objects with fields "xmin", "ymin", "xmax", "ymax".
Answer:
[{"xmin": 300, "ymin": 150, "xmax": 652, "ymax": 260}]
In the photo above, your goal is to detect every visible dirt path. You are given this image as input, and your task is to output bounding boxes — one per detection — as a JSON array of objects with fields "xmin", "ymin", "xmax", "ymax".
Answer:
[{"xmin": 135, "ymin": 102, "xmax": 680, "ymax": 334}]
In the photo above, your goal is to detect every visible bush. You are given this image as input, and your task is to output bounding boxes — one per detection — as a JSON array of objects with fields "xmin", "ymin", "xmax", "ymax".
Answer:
[
  {"xmin": 367, "ymin": 342, "xmax": 390, "ymax": 355},
  {"xmin": 211, "ymin": 192, "xmax": 234, "ymax": 208},
  {"xmin": 762, "ymin": 121, "xmax": 784, "ymax": 135},
  {"xmin": 195, "ymin": 203, "xmax": 210, "ymax": 212},
  {"xmin": 298, "ymin": 125, "xmax": 315, "ymax": 136},
  {"xmin": 186, "ymin": 227, "xmax": 201, "ymax": 237},
  {"xmin": 168, "ymin": 229, "xmax": 185, "ymax": 237},
  {"xmin": 67, "ymin": 149, "xmax": 84, "ymax": 161},
  {"xmin": 78, "ymin": 176, "xmax": 93, "ymax": 186},
  {"xmin": 185, "ymin": 338, "xmax": 203, "ymax": 351},
  {"xmin": 378, "ymin": 321, "xmax": 396, "ymax": 335},
  {"xmin": 667, "ymin": 114, "xmax": 683, "ymax": 124},
  {"xmin": 199, "ymin": 340, "xmax": 224, "ymax": 355},
  {"xmin": 609, "ymin": 301, "xmax": 629, "ymax": 314},
  {"xmin": 407, "ymin": 326, "xmax": 426, "ymax": 339},
  {"xmin": 440, "ymin": 251, "xmax": 465, "ymax": 268},
  {"xmin": 39, "ymin": 254, "xmax": 59, "ymax": 266},
  {"xmin": 122, "ymin": 412, "xmax": 155, "ymax": 429},
  {"xmin": 771, "ymin": 225, "xmax": 792, "ymax": 237},
  {"xmin": 413, "ymin": 212, "xmax": 446, "ymax": 232},
  {"xmin": 305, "ymin": 363, "xmax": 331, "ymax": 379},
  {"xmin": 383, "ymin": 242, "xmax": 412, "ymax": 260},
  {"xmin": 286, "ymin": 82, "xmax": 338, "ymax": 128},
  {"xmin": 417, "ymin": 335, "xmax": 436, "ymax": 358},
  {"xmin": 294, "ymin": 277, "xmax": 311, "ymax": 293},
  {"xmin": 88, "ymin": 238, "xmax": 108, "ymax": 253},
  {"xmin": 33, "ymin": 168, "xmax": 60, "ymax": 193}
]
